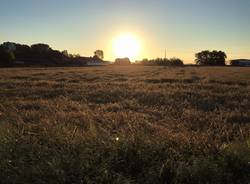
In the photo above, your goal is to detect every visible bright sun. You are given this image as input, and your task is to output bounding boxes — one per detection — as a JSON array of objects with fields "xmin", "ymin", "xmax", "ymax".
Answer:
[{"xmin": 113, "ymin": 33, "xmax": 140, "ymax": 61}]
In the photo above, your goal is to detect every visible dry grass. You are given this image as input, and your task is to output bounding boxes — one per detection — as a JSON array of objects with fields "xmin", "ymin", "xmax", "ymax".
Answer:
[{"xmin": 0, "ymin": 66, "xmax": 250, "ymax": 183}]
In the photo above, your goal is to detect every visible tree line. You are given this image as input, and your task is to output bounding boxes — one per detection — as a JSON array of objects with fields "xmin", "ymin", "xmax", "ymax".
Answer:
[
  {"xmin": 0, "ymin": 41, "xmax": 247, "ymax": 67},
  {"xmin": 136, "ymin": 58, "xmax": 184, "ymax": 66},
  {"xmin": 0, "ymin": 42, "xmax": 107, "ymax": 67},
  {"xmin": 0, "ymin": 42, "xmax": 68, "ymax": 67},
  {"xmin": 136, "ymin": 50, "xmax": 227, "ymax": 66}
]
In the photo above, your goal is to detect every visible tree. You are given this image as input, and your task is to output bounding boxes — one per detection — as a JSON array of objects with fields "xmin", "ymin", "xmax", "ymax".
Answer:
[
  {"xmin": 14, "ymin": 44, "xmax": 31, "ymax": 58},
  {"xmin": 49, "ymin": 50, "xmax": 64, "ymax": 63},
  {"xmin": 2, "ymin": 42, "xmax": 16, "ymax": 52},
  {"xmin": 31, "ymin": 44, "xmax": 51, "ymax": 55},
  {"xmin": 195, "ymin": 50, "xmax": 226, "ymax": 66},
  {"xmin": 94, "ymin": 50, "xmax": 104, "ymax": 60},
  {"xmin": 169, "ymin": 58, "xmax": 184, "ymax": 66},
  {"xmin": 62, "ymin": 50, "xmax": 69, "ymax": 57},
  {"xmin": 0, "ymin": 45, "xmax": 15, "ymax": 67}
]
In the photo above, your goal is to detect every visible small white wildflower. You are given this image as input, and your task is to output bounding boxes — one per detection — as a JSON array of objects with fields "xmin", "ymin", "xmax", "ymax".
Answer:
[{"xmin": 115, "ymin": 137, "xmax": 119, "ymax": 141}]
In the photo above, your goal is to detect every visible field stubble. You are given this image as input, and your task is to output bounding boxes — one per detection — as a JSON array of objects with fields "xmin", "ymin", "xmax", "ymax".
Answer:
[{"xmin": 0, "ymin": 66, "xmax": 250, "ymax": 183}]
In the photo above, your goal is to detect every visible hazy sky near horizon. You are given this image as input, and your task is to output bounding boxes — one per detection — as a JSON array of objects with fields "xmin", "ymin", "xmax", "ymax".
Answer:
[{"xmin": 0, "ymin": 0, "xmax": 250, "ymax": 62}]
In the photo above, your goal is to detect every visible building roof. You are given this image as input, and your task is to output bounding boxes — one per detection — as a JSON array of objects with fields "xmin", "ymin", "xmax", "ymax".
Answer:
[{"xmin": 231, "ymin": 59, "xmax": 250, "ymax": 62}]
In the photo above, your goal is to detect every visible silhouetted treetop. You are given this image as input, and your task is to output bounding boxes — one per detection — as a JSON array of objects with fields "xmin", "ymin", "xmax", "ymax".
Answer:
[
  {"xmin": 195, "ymin": 50, "xmax": 226, "ymax": 66},
  {"xmin": 0, "ymin": 45, "xmax": 15, "ymax": 67},
  {"xmin": 94, "ymin": 50, "xmax": 104, "ymax": 60},
  {"xmin": 31, "ymin": 44, "xmax": 51, "ymax": 55}
]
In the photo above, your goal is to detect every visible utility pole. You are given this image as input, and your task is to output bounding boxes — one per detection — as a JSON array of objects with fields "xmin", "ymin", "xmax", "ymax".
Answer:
[{"xmin": 164, "ymin": 48, "xmax": 167, "ymax": 59}]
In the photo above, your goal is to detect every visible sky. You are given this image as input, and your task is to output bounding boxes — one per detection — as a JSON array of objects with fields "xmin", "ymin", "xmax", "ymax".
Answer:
[{"xmin": 0, "ymin": 0, "xmax": 250, "ymax": 63}]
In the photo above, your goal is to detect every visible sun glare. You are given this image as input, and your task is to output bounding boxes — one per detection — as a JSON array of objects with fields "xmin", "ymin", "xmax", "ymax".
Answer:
[{"xmin": 113, "ymin": 33, "xmax": 140, "ymax": 61}]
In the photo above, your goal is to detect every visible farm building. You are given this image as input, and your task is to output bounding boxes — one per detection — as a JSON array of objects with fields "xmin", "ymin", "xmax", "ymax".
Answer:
[
  {"xmin": 75, "ymin": 57, "xmax": 109, "ymax": 66},
  {"xmin": 13, "ymin": 58, "xmax": 57, "ymax": 66},
  {"xmin": 230, "ymin": 59, "xmax": 250, "ymax": 66}
]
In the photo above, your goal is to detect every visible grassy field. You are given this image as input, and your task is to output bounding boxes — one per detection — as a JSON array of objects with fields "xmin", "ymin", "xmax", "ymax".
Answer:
[{"xmin": 0, "ymin": 66, "xmax": 250, "ymax": 184}]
